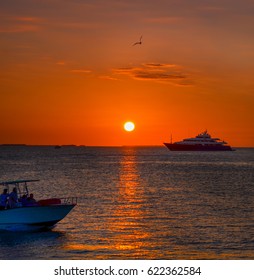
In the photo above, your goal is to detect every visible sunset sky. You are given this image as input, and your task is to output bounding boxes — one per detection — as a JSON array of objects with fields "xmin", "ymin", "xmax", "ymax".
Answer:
[{"xmin": 1, "ymin": 0, "xmax": 253, "ymax": 146}]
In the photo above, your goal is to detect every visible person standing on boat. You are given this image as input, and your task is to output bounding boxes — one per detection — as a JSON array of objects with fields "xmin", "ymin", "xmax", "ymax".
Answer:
[
  {"xmin": 9, "ymin": 187, "xmax": 18, "ymax": 208},
  {"xmin": 0, "ymin": 189, "xmax": 8, "ymax": 210},
  {"xmin": 25, "ymin": 193, "xmax": 37, "ymax": 206}
]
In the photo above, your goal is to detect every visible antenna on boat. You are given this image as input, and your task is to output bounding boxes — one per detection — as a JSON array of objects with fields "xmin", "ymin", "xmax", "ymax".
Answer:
[{"xmin": 170, "ymin": 134, "xmax": 173, "ymax": 144}]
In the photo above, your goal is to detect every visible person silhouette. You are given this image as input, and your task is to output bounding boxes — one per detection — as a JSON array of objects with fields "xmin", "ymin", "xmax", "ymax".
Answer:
[
  {"xmin": 9, "ymin": 187, "xmax": 18, "ymax": 208},
  {"xmin": 0, "ymin": 189, "xmax": 8, "ymax": 210}
]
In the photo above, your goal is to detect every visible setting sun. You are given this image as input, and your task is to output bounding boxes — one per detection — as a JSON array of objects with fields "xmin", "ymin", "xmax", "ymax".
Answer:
[{"xmin": 124, "ymin": 121, "xmax": 135, "ymax": 132}]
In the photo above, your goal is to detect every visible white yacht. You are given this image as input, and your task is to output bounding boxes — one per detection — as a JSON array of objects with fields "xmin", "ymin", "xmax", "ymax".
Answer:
[{"xmin": 164, "ymin": 130, "xmax": 234, "ymax": 151}]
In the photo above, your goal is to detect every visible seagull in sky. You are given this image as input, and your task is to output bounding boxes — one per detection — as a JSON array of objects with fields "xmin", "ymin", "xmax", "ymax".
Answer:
[{"xmin": 132, "ymin": 35, "xmax": 143, "ymax": 46}]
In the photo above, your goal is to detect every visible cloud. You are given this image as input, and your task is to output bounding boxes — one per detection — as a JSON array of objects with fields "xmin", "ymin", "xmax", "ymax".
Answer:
[
  {"xmin": 99, "ymin": 75, "xmax": 119, "ymax": 81},
  {"xmin": 15, "ymin": 17, "xmax": 42, "ymax": 23},
  {"xmin": 112, "ymin": 63, "xmax": 193, "ymax": 86},
  {"xmin": 56, "ymin": 61, "xmax": 66, "ymax": 66},
  {"xmin": 0, "ymin": 15, "xmax": 43, "ymax": 33},
  {"xmin": 70, "ymin": 69, "xmax": 92, "ymax": 74}
]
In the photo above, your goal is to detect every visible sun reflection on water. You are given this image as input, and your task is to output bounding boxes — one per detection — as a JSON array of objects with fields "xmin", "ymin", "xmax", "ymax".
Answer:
[{"xmin": 109, "ymin": 147, "xmax": 151, "ymax": 257}]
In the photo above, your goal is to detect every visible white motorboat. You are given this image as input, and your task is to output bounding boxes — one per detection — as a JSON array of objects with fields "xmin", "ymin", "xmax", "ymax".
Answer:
[{"xmin": 0, "ymin": 179, "xmax": 77, "ymax": 231}]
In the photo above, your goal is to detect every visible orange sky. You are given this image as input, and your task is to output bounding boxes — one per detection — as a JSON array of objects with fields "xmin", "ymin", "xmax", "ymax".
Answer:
[{"xmin": 0, "ymin": 0, "xmax": 254, "ymax": 146}]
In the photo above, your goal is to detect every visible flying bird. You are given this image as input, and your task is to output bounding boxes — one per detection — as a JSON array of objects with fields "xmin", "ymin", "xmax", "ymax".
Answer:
[{"xmin": 132, "ymin": 35, "xmax": 143, "ymax": 46}]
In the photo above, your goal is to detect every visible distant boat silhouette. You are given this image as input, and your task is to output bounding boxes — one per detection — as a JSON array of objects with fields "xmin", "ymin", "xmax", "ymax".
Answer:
[{"xmin": 132, "ymin": 35, "xmax": 142, "ymax": 46}]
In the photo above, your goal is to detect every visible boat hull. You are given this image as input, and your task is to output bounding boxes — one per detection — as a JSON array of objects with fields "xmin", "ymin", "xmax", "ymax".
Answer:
[
  {"xmin": 0, "ymin": 204, "xmax": 76, "ymax": 231},
  {"xmin": 164, "ymin": 143, "xmax": 234, "ymax": 151}
]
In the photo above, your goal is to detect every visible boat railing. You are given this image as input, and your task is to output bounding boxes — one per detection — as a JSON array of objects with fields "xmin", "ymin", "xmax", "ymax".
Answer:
[
  {"xmin": 59, "ymin": 197, "xmax": 78, "ymax": 205},
  {"xmin": 36, "ymin": 196, "xmax": 78, "ymax": 207}
]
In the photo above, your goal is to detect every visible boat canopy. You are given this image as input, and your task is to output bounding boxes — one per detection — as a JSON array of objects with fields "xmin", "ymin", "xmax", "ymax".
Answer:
[{"xmin": 0, "ymin": 179, "xmax": 40, "ymax": 186}]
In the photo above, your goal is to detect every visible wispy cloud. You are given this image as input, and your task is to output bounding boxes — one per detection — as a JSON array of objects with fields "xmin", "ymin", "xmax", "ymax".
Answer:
[
  {"xmin": 56, "ymin": 61, "xmax": 66, "ymax": 66},
  {"xmin": 70, "ymin": 69, "xmax": 92, "ymax": 74},
  {"xmin": 0, "ymin": 15, "xmax": 43, "ymax": 33},
  {"xmin": 112, "ymin": 63, "xmax": 194, "ymax": 86},
  {"xmin": 15, "ymin": 17, "xmax": 42, "ymax": 23},
  {"xmin": 99, "ymin": 75, "xmax": 119, "ymax": 81}
]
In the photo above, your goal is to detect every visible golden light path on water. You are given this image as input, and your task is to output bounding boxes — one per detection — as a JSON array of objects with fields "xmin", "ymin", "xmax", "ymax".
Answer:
[
  {"xmin": 110, "ymin": 149, "xmax": 150, "ymax": 256},
  {"xmin": 63, "ymin": 148, "xmax": 151, "ymax": 258}
]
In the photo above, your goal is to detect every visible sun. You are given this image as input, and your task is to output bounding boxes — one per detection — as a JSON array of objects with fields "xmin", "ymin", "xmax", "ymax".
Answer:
[{"xmin": 124, "ymin": 121, "xmax": 135, "ymax": 132}]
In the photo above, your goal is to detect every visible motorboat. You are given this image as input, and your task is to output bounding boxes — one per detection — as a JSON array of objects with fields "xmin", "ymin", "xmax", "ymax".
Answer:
[
  {"xmin": 164, "ymin": 130, "xmax": 234, "ymax": 151},
  {"xmin": 0, "ymin": 179, "xmax": 77, "ymax": 231}
]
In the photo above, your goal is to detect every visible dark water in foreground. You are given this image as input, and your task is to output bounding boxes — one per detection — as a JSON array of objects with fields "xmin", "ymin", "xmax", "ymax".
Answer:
[{"xmin": 0, "ymin": 146, "xmax": 253, "ymax": 260}]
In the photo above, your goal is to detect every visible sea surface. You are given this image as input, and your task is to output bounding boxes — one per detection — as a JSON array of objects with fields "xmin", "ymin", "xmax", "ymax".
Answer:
[{"xmin": 0, "ymin": 146, "xmax": 253, "ymax": 260}]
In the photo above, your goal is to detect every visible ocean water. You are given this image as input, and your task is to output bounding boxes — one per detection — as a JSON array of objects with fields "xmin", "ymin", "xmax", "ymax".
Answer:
[{"xmin": 0, "ymin": 146, "xmax": 253, "ymax": 260}]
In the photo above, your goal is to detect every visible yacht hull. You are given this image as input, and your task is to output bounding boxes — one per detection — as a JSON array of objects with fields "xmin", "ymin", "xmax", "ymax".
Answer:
[
  {"xmin": 164, "ymin": 143, "xmax": 233, "ymax": 151},
  {"xmin": 0, "ymin": 204, "xmax": 75, "ymax": 231}
]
